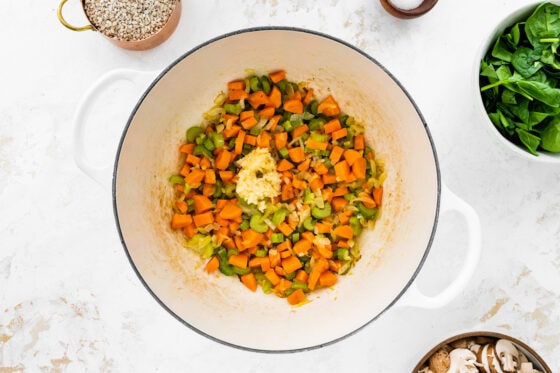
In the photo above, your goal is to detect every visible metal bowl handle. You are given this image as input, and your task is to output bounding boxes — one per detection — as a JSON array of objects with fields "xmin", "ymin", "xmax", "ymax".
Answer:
[
  {"xmin": 397, "ymin": 184, "xmax": 482, "ymax": 308},
  {"xmin": 57, "ymin": 0, "xmax": 93, "ymax": 32}
]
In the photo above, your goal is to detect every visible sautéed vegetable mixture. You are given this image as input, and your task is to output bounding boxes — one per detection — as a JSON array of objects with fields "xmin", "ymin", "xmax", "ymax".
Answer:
[{"xmin": 169, "ymin": 70, "xmax": 385, "ymax": 305}]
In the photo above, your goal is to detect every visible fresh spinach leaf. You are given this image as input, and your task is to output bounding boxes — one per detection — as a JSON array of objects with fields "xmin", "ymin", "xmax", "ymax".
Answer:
[
  {"xmin": 512, "ymin": 46, "xmax": 544, "ymax": 77},
  {"xmin": 541, "ymin": 116, "xmax": 560, "ymax": 151},
  {"xmin": 525, "ymin": 3, "xmax": 560, "ymax": 48},
  {"xmin": 515, "ymin": 80, "xmax": 560, "ymax": 107},
  {"xmin": 516, "ymin": 128, "xmax": 541, "ymax": 155}
]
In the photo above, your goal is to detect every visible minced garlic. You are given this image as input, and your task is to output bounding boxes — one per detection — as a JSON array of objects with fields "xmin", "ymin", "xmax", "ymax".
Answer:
[{"xmin": 236, "ymin": 148, "xmax": 281, "ymax": 211}]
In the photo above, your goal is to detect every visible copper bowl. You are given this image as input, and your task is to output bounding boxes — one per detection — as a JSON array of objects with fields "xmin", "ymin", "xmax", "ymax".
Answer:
[
  {"xmin": 57, "ymin": 0, "xmax": 181, "ymax": 51},
  {"xmin": 412, "ymin": 331, "xmax": 552, "ymax": 373}
]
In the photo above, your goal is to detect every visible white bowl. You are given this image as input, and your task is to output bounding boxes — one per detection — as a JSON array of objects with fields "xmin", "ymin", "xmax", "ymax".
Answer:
[{"xmin": 476, "ymin": 2, "xmax": 560, "ymax": 163}]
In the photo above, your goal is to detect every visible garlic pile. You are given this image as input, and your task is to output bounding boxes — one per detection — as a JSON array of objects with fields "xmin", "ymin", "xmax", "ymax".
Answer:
[{"xmin": 417, "ymin": 336, "xmax": 544, "ymax": 373}]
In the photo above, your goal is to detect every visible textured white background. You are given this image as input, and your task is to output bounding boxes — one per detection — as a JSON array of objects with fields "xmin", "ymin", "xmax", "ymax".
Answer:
[{"xmin": 1, "ymin": 0, "xmax": 559, "ymax": 371}]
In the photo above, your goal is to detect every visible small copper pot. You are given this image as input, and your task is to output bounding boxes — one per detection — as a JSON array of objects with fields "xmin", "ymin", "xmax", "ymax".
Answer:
[{"xmin": 57, "ymin": 0, "xmax": 181, "ymax": 51}]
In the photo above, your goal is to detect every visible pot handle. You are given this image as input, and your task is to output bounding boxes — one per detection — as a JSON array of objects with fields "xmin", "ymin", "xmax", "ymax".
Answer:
[
  {"xmin": 73, "ymin": 68, "xmax": 158, "ymax": 186},
  {"xmin": 397, "ymin": 183, "xmax": 482, "ymax": 308}
]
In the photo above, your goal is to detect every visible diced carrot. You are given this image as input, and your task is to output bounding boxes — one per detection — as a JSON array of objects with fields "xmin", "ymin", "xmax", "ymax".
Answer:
[
  {"xmin": 287, "ymin": 288, "xmax": 306, "ymax": 305},
  {"xmin": 171, "ymin": 213, "xmax": 192, "ymax": 229},
  {"xmin": 241, "ymin": 116, "xmax": 258, "ymax": 130},
  {"xmin": 343, "ymin": 149, "xmax": 362, "ymax": 166},
  {"xmin": 316, "ymin": 243, "xmax": 333, "ymax": 259},
  {"xmin": 215, "ymin": 149, "xmax": 232, "ymax": 170},
  {"xmin": 248, "ymin": 91, "xmax": 270, "ymax": 109},
  {"xmin": 292, "ymin": 124, "xmax": 309, "ymax": 139},
  {"xmin": 313, "ymin": 162, "xmax": 329, "ymax": 175},
  {"xmin": 223, "ymin": 124, "xmax": 241, "ymax": 139},
  {"xmin": 227, "ymin": 80, "xmax": 245, "ymax": 90},
  {"xmin": 331, "ymin": 128, "xmax": 348, "ymax": 141},
  {"xmin": 269, "ymin": 70, "xmax": 286, "ymax": 83},
  {"xmin": 258, "ymin": 106, "xmax": 275, "ymax": 119},
  {"xmin": 193, "ymin": 211, "xmax": 214, "ymax": 227},
  {"xmin": 239, "ymin": 110, "xmax": 254, "ymax": 122},
  {"xmin": 322, "ymin": 173, "xmax": 338, "ymax": 184},
  {"xmin": 202, "ymin": 183, "xmax": 215, "ymax": 197},
  {"xmin": 337, "ymin": 212, "xmax": 350, "ymax": 225},
  {"xmin": 186, "ymin": 154, "xmax": 201, "ymax": 166},
  {"xmin": 277, "ymin": 222, "xmax": 294, "ymax": 236},
  {"xmin": 229, "ymin": 254, "xmax": 249, "ymax": 269},
  {"xmin": 249, "ymin": 257, "xmax": 271, "ymax": 272},
  {"xmin": 244, "ymin": 134, "xmax": 257, "ymax": 146},
  {"xmin": 274, "ymin": 132, "xmax": 288, "ymax": 150},
  {"xmin": 354, "ymin": 134, "xmax": 365, "ymax": 150},
  {"xmin": 179, "ymin": 143, "xmax": 195, "ymax": 154},
  {"xmin": 200, "ymin": 157, "xmax": 212, "ymax": 170},
  {"xmin": 295, "ymin": 269, "xmax": 309, "ymax": 283},
  {"xmin": 184, "ymin": 169, "xmax": 206, "ymax": 185},
  {"xmin": 303, "ymin": 88, "xmax": 314, "ymax": 105},
  {"xmin": 218, "ymin": 201, "xmax": 242, "ymax": 220},
  {"xmin": 283, "ymin": 98, "xmax": 303, "ymax": 114},
  {"xmin": 333, "ymin": 225, "xmax": 354, "ymax": 240},
  {"xmin": 282, "ymin": 256, "xmax": 302, "ymax": 274},
  {"xmin": 257, "ymin": 131, "xmax": 271, "ymax": 148},
  {"xmin": 324, "ymin": 119, "xmax": 341, "ymax": 134},
  {"xmin": 333, "ymin": 186, "xmax": 349, "ymax": 197},
  {"xmin": 315, "ymin": 221, "xmax": 333, "ymax": 234},
  {"xmin": 317, "ymin": 95, "xmax": 340, "ymax": 117},
  {"xmin": 228, "ymin": 89, "xmax": 249, "ymax": 101},
  {"xmin": 192, "ymin": 194, "xmax": 213, "ymax": 214},
  {"xmin": 268, "ymin": 86, "xmax": 282, "ymax": 108},
  {"xmin": 308, "ymin": 258, "xmax": 329, "ymax": 290},
  {"xmin": 309, "ymin": 176, "xmax": 324, "ymax": 191},
  {"xmin": 241, "ymin": 273, "xmax": 258, "ymax": 292},
  {"xmin": 288, "ymin": 147, "xmax": 305, "ymax": 163},
  {"xmin": 204, "ymin": 169, "xmax": 216, "ymax": 184},
  {"xmin": 218, "ymin": 170, "xmax": 234, "ymax": 183},
  {"xmin": 267, "ymin": 115, "xmax": 281, "ymax": 130},
  {"xmin": 318, "ymin": 270, "xmax": 338, "ymax": 287},
  {"xmin": 292, "ymin": 160, "xmax": 307, "ymax": 174},
  {"xmin": 332, "ymin": 197, "xmax": 349, "ymax": 212},
  {"xmin": 274, "ymin": 278, "xmax": 292, "ymax": 295},
  {"xmin": 175, "ymin": 200, "xmax": 188, "ymax": 214},
  {"xmin": 234, "ymin": 130, "xmax": 246, "ymax": 154},
  {"xmin": 306, "ymin": 138, "xmax": 329, "ymax": 151},
  {"xmin": 183, "ymin": 223, "xmax": 197, "ymax": 238},
  {"xmin": 293, "ymin": 239, "xmax": 312, "ymax": 256},
  {"xmin": 265, "ymin": 269, "xmax": 281, "ymax": 285},
  {"xmin": 334, "ymin": 160, "xmax": 350, "ymax": 181},
  {"xmin": 291, "ymin": 177, "xmax": 307, "ymax": 190},
  {"xmin": 205, "ymin": 256, "xmax": 220, "ymax": 273},
  {"xmin": 268, "ymin": 249, "xmax": 281, "ymax": 268},
  {"xmin": 242, "ymin": 229, "xmax": 264, "ymax": 249},
  {"xmin": 373, "ymin": 186, "xmax": 383, "ymax": 206},
  {"xmin": 281, "ymin": 184, "xmax": 295, "ymax": 201},
  {"xmin": 329, "ymin": 146, "xmax": 344, "ymax": 164},
  {"xmin": 352, "ymin": 157, "xmax": 367, "ymax": 179},
  {"xmin": 329, "ymin": 259, "xmax": 342, "ymax": 273},
  {"xmin": 301, "ymin": 231, "xmax": 315, "ymax": 242},
  {"xmin": 277, "ymin": 159, "xmax": 294, "ymax": 171}
]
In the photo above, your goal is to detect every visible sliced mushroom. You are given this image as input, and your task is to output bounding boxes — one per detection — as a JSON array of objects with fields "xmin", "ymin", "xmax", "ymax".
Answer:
[
  {"xmin": 494, "ymin": 339, "xmax": 519, "ymax": 372},
  {"xmin": 447, "ymin": 348, "xmax": 479, "ymax": 373}
]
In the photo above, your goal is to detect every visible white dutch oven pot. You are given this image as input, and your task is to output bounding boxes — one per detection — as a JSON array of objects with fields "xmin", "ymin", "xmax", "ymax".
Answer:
[{"xmin": 74, "ymin": 28, "xmax": 481, "ymax": 352}]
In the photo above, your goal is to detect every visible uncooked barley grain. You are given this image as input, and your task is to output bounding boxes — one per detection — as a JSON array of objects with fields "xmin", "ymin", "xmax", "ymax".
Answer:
[{"xmin": 84, "ymin": 0, "xmax": 176, "ymax": 42}]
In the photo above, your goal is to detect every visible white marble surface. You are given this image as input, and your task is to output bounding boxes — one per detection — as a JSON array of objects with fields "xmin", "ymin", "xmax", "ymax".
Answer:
[{"xmin": 1, "ymin": 0, "xmax": 559, "ymax": 371}]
